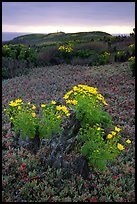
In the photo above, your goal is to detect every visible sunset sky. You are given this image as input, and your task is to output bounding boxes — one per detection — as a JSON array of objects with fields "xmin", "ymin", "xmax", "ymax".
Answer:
[{"xmin": 2, "ymin": 2, "xmax": 135, "ymax": 35}]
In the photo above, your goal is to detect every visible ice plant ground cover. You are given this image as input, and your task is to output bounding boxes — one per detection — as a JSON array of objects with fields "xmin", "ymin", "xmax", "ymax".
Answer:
[{"xmin": 2, "ymin": 62, "xmax": 135, "ymax": 202}]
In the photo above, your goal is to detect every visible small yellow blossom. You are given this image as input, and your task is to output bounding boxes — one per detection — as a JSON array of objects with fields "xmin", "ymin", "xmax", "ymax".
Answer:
[
  {"xmin": 28, "ymin": 102, "xmax": 31, "ymax": 105},
  {"xmin": 115, "ymin": 127, "xmax": 121, "ymax": 132},
  {"xmin": 126, "ymin": 139, "xmax": 131, "ymax": 144},
  {"xmin": 18, "ymin": 106, "xmax": 21, "ymax": 110},
  {"xmin": 56, "ymin": 105, "xmax": 62, "ymax": 111},
  {"xmin": 66, "ymin": 113, "xmax": 70, "ymax": 117},
  {"xmin": 32, "ymin": 105, "xmax": 36, "ymax": 110},
  {"xmin": 56, "ymin": 115, "xmax": 61, "ymax": 119},
  {"xmin": 117, "ymin": 143, "xmax": 124, "ymax": 151},
  {"xmin": 107, "ymin": 134, "xmax": 113, "ymax": 139},
  {"xmin": 32, "ymin": 112, "xmax": 36, "ymax": 117},
  {"xmin": 9, "ymin": 101, "xmax": 17, "ymax": 107},
  {"xmin": 41, "ymin": 104, "xmax": 46, "ymax": 108},
  {"xmin": 111, "ymin": 131, "xmax": 116, "ymax": 136},
  {"xmin": 102, "ymin": 100, "xmax": 108, "ymax": 106},
  {"xmin": 66, "ymin": 99, "xmax": 77, "ymax": 105},
  {"xmin": 97, "ymin": 127, "xmax": 101, "ymax": 131},
  {"xmin": 4, "ymin": 108, "xmax": 6, "ymax": 112},
  {"xmin": 15, "ymin": 99, "xmax": 22, "ymax": 103},
  {"xmin": 128, "ymin": 56, "xmax": 135, "ymax": 61},
  {"xmin": 51, "ymin": 100, "xmax": 56, "ymax": 105}
]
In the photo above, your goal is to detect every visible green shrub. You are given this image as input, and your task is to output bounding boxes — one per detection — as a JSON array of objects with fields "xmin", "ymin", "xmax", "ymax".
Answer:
[
  {"xmin": 74, "ymin": 49, "xmax": 96, "ymax": 58},
  {"xmin": 128, "ymin": 56, "xmax": 135, "ymax": 77},
  {"xmin": 2, "ymin": 44, "xmax": 37, "ymax": 65},
  {"xmin": 98, "ymin": 52, "xmax": 111, "ymax": 65},
  {"xmin": 57, "ymin": 45, "xmax": 73, "ymax": 63},
  {"xmin": 128, "ymin": 44, "xmax": 135, "ymax": 56},
  {"xmin": 4, "ymin": 84, "xmax": 131, "ymax": 171},
  {"xmin": 114, "ymin": 51, "xmax": 128, "ymax": 62},
  {"xmin": 63, "ymin": 84, "xmax": 129, "ymax": 170}
]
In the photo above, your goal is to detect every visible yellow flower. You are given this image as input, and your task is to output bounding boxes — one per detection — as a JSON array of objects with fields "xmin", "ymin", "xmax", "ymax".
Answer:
[
  {"xmin": 61, "ymin": 106, "xmax": 68, "ymax": 113},
  {"xmin": 32, "ymin": 105, "xmax": 36, "ymax": 110},
  {"xmin": 102, "ymin": 100, "xmax": 108, "ymax": 106},
  {"xmin": 18, "ymin": 106, "xmax": 21, "ymax": 110},
  {"xmin": 28, "ymin": 102, "xmax": 31, "ymax": 105},
  {"xmin": 128, "ymin": 56, "xmax": 135, "ymax": 61},
  {"xmin": 4, "ymin": 108, "xmax": 6, "ymax": 112},
  {"xmin": 63, "ymin": 94, "xmax": 69, "ymax": 99},
  {"xmin": 32, "ymin": 112, "xmax": 36, "ymax": 117},
  {"xmin": 41, "ymin": 104, "xmax": 46, "ymax": 108},
  {"xmin": 97, "ymin": 127, "xmax": 101, "ymax": 131},
  {"xmin": 126, "ymin": 139, "xmax": 131, "ymax": 144},
  {"xmin": 51, "ymin": 100, "xmax": 56, "ymax": 105},
  {"xmin": 117, "ymin": 143, "xmax": 124, "ymax": 151},
  {"xmin": 15, "ymin": 99, "xmax": 22, "ymax": 103},
  {"xmin": 63, "ymin": 90, "xmax": 73, "ymax": 100},
  {"xmin": 111, "ymin": 131, "xmax": 116, "ymax": 136},
  {"xmin": 66, "ymin": 113, "xmax": 70, "ymax": 117},
  {"xmin": 66, "ymin": 99, "xmax": 77, "ymax": 105},
  {"xmin": 115, "ymin": 127, "xmax": 121, "ymax": 132},
  {"xmin": 56, "ymin": 105, "xmax": 62, "ymax": 111},
  {"xmin": 107, "ymin": 134, "xmax": 113, "ymax": 139},
  {"xmin": 56, "ymin": 115, "xmax": 61, "ymax": 119},
  {"xmin": 9, "ymin": 101, "xmax": 17, "ymax": 107}
]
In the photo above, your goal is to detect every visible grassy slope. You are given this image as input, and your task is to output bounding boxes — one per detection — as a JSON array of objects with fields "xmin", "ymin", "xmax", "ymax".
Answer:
[
  {"xmin": 8, "ymin": 31, "xmax": 112, "ymax": 46},
  {"xmin": 2, "ymin": 62, "xmax": 135, "ymax": 201}
]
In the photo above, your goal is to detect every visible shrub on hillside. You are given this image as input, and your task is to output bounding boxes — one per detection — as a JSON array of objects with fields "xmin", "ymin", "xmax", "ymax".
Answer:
[
  {"xmin": 2, "ymin": 44, "xmax": 37, "ymax": 65},
  {"xmin": 114, "ymin": 51, "xmax": 129, "ymax": 62},
  {"xmin": 98, "ymin": 52, "xmax": 111, "ymax": 65},
  {"xmin": 128, "ymin": 44, "xmax": 135, "ymax": 56},
  {"xmin": 128, "ymin": 56, "xmax": 135, "ymax": 77}
]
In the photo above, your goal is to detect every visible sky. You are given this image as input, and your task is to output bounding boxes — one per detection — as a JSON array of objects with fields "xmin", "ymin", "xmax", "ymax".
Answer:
[{"xmin": 2, "ymin": 2, "xmax": 135, "ymax": 35}]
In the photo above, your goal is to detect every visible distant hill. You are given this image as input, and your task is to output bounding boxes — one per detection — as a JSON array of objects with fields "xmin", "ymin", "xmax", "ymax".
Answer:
[{"xmin": 6, "ymin": 31, "xmax": 112, "ymax": 46}]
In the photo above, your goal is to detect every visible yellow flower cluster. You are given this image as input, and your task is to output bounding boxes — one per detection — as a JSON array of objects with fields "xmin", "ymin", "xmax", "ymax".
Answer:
[
  {"xmin": 128, "ymin": 44, "xmax": 135, "ymax": 48},
  {"xmin": 56, "ymin": 105, "xmax": 70, "ymax": 117},
  {"xmin": 9, "ymin": 99, "xmax": 23, "ymax": 107},
  {"xmin": 102, "ymin": 52, "xmax": 110, "ymax": 56},
  {"xmin": 106, "ymin": 126, "xmax": 131, "ymax": 151},
  {"xmin": 128, "ymin": 56, "xmax": 135, "ymax": 61},
  {"xmin": 66, "ymin": 99, "xmax": 78, "ymax": 105},
  {"xmin": 105, "ymin": 51, "xmax": 110, "ymax": 55},
  {"xmin": 63, "ymin": 90, "xmax": 73, "ymax": 99},
  {"xmin": 63, "ymin": 84, "xmax": 108, "ymax": 106},
  {"xmin": 58, "ymin": 45, "xmax": 73, "ymax": 53},
  {"xmin": 107, "ymin": 127, "xmax": 120, "ymax": 139}
]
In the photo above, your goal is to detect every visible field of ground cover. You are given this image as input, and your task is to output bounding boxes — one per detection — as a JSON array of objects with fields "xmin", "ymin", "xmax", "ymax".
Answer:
[{"xmin": 2, "ymin": 62, "xmax": 135, "ymax": 202}]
